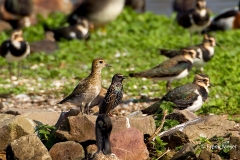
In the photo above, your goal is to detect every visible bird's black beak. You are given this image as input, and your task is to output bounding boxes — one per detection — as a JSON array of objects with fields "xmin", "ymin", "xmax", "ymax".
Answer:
[
  {"xmin": 105, "ymin": 64, "xmax": 112, "ymax": 67},
  {"xmin": 216, "ymin": 43, "xmax": 220, "ymax": 47},
  {"xmin": 209, "ymin": 83, "xmax": 214, "ymax": 87},
  {"xmin": 122, "ymin": 76, "xmax": 128, "ymax": 79}
]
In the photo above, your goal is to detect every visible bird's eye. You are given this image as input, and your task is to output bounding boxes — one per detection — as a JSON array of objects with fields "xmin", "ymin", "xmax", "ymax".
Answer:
[{"xmin": 99, "ymin": 60, "xmax": 103, "ymax": 64}]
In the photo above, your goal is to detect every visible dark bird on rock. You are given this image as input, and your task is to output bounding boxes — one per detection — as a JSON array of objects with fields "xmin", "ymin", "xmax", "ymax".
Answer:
[
  {"xmin": 160, "ymin": 34, "xmax": 217, "ymax": 73},
  {"xmin": 44, "ymin": 19, "xmax": 90, "ymax": 41},
  {"xmin": 0, "ymin": 29, "xmax": 30, "ymax": 77},
  {"xmin": 67, "ymin": 0, "xmax": 125, "ymax": 28},
  {"xmin": 99, "ymin": 74, "xmax": 127, "ymax": 115},
  {"xmin": 0, "ymin": 0, "xmax": 33, "ymax": 29},
  {"xmin": 176, "ymin": 0, "xmax": 210, "ymax": 42},
  {"xmin": 203, "ymin": 1, "xmax": 240, "ymax": 32},
  {"xmin": 58, "ymin": 58, "xmax": 111, "ymax": 115},
  {"xmin": 141, "ymin": 74, "xmax": 212, "ymax": 115},
  {"xmin": 129, "ymin": 49, "xmax": 199, "ymax": 91},
  {"xmin": 92, "ymin": 114, "xmax": 119, "ymax": 160}
]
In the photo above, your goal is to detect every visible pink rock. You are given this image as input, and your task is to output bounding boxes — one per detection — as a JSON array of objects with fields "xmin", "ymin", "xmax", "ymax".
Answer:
[{"xmin": 110, "ymin": 127, "xmax": 149, "ymax": 160}]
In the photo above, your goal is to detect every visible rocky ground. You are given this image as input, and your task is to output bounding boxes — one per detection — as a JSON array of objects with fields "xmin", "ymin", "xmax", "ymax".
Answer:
[{"xmin": 0, "ymin": 91, "xmax": 158, "ymax": 116}]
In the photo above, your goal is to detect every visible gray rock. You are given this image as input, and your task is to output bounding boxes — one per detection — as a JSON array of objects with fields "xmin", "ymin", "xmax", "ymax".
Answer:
[
  {"xmin": 171, "ymin": 143, "xmax": 197, "ymax": 160},
  {"xmin": 197, "ymin": 149, "xmax": 222, "ymax": 160},
  {"xmin": 0, "ymin": 150, "xmax": 6, "ymax": 160},
  {"xmin": 7, "ymin": 134, "xmax": 52, "ymax": 160},
  {"xmin": 5, "ymin": 108, "xmax": 60, "ymax": 125},
  {"xmin": 110, "ymin": 127, "xmax": 149, "ymax": 160},
  {"xmin": 49, "ymin": 141, "xmax": 85, "ymax": 160},
  {"xmin": 56, "ymin": 115, "xmax": 96, "ymax": 142},
  {"xmin": 161, "ymin": 130, "xmax": 189, "ymax": 150},
  {"xmin": 55, "ymin": 115, "xmax": 155, "ymax": 142},
  {"xmin": 111, "ymin": 116, "xmax": 156, "ymax": 136},
  {"xmin": 92, "ymin": 152, "xmax": 119, "ymax": 160},
  {"xmin": 0, "ymin": 115, "xmax": 35, "ymax": 151},
  {"xmin": 182, "ymin": 115, "xmax": 238, "ymax": 142},
  {"xmin": 86, "ymin": 144, "xmax": 98, "ymax": 159},
  {"xmin": 0, "ymin": 114, "xmax": 14, "ymax": 123},
  {"xmin": 230, "ymin": 136, "xmax": 240, "ymax": 159}
]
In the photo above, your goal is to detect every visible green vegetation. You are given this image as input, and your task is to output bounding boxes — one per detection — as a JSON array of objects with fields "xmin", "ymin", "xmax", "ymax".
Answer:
[
  {"xmin": 35, "ymin": 124, "xmax": 57, "ymax": 149},
  {"xmin": 194, "ymin": 134, "xmax": 233, "ymax": 159},
  {"xmin": 0, "ymin": 8, "xmax": 240, "ymax": 119}
]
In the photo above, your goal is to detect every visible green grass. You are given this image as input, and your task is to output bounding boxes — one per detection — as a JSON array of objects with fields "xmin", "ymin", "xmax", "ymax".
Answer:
[{"xmin": 0, "ymin": 9, "xmax": 240, "ymax": 119}]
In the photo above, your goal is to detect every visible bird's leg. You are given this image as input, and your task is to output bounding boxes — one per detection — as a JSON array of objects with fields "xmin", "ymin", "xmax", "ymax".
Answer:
[
  {"xmin": 200, "ymin": 67, "xmax": 204, "ymax": 74},
  {"xmin": 189, "ymin": 32, "xmax": 193, "ymax": 45},
  {"xmin": 8, "ymin": 63, "xmax": 13, "ymax": 80},
  {"xmin": 79, "ymin": 102, "xmax": 84, "ymax": 114},
  {"xmin": 166, "ymin": 81, "xmax": 172, "ymax": 92},
  {"xmin": 17, "ymin": 61, "xmax": 22, "ymax": 80},
  {"xmin": 85, "ymin": 103, "xmax": 90, "ymax": 115}
]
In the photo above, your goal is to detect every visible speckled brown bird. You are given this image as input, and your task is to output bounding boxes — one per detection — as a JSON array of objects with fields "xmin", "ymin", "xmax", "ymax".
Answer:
[
  {"xmin": 142, "ymin": 74, "xmax": 212, "ymax": 115},
  {"xmin": 58, "ymin": 58, "xmax": 111, "ymax": 114},
  {"xmin": 129, "ymin": 49, "xmax": 199, "ymax": 91},
  {"xmin": 99, "ymin": 74, "xmax": 126, "ymax": 115}
]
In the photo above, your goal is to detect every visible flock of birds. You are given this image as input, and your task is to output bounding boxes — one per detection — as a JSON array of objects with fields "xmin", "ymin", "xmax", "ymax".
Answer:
[{"xmin": 0, "ymin": 0, "xmax": 240, "ymax": 158}]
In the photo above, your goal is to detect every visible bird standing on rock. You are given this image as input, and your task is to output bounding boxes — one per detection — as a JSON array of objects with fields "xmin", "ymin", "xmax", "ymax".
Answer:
[
  {"xmin": 92, "ymin": 114, "xmax": 119, "ymax": 160},
  {"xmin": 0, "ymin": 29, "xmax": 30, "ymax": 78},
  {"xmin": 99, "ymin": 74, "xmax": 127, "ymax": 115},
  {"xmin": 160, "ymin": 34, "xmax": 217, "ymax": 73},
  {"xmin": 58, "ymin": 58, "xmax": 111, "ymax": 115},
  {"xmin": 141, "ymin": 74, "xmax": 212, "ymax": 115},
  {"xmin": 129, "ymin": 49, "xmax": 199, "ymax": 91}
]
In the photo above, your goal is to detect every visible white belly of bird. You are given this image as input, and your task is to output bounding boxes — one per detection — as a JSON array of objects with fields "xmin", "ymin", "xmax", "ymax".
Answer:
[
  {"xmin": 207, "ymin": 47, "xmax": 214, "ymax": 57},
  {"xmin": 90, "ymin": 0, "xmax": 125, "ymax": 25},
  {"xmin": 216, "ymin": 17, "xmax": 234, "ymax": 30},
  {"xmin": 5, "ymin": 45, "xmax": 30, "ymax": 62},
  {"xmin": 186, "ymin": 89, "xmax": 203, "ymax": 112},
  {"xmin": 155, "ymin": 69, "xmax": 189, "ymax": 82}
]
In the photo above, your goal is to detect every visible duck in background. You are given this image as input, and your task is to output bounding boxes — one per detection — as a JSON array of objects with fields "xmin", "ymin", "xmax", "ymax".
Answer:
[
  {"xmin": 0, "ymin": 29, "xmax": 30, "ymax": 78},
  {"xmin": 0, "ymin": 0, "xmax": 33, "ymax": 29},
  {"xmin": 203, "ymin": 1, "xmax": 240, "ymax": 32},
  {"xmin": 176, "ymin": 0, "xmax": 211, "ymax": 43},
  {"xmin": 125, "ymin": 0, "xmax": 145, "ymax": 13},
  {"xmin": 67, "ymin": 0, "xmax": 125, "ymax": 29},
  {"xmin": 159, "ymin": 34, "xmax": 217, "ymax": 73},
  {"xmin": 43, "ymin": 19, "xmax": 90, "ymax": 41}
]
